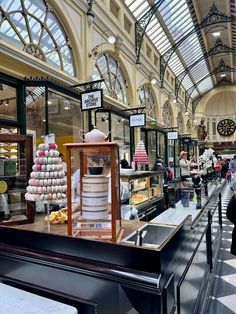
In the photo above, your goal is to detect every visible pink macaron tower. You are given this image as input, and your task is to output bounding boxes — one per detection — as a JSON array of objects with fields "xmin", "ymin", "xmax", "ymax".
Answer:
[
  {"xmin": 25, "ymin": 133, "xmax": 67, "ymax": 202},
  {"xmin": 132, "ymin": 140, "xmax": 149, "ymax": 169}
]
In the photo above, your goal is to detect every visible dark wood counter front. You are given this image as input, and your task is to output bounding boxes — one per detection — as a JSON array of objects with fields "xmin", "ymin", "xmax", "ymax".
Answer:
[{"xmin": 0, "ymin": 183, "xmax": 224, "ymax": 314}]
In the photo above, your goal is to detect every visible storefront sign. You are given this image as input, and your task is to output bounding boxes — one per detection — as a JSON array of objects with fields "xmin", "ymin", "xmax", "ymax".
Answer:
[
  {"xmin": 167, "ymin": 131, "xmax": 179, "ymax": 140},
  {"xmin": 81, "ymin": 89, "xmax": 103, "ymax": 111},
  {"xmin": 129, "ymin": 113, "xmax": 146, "ymax": 127}
]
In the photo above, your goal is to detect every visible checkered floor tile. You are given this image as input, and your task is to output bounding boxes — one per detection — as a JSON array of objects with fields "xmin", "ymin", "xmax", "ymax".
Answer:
[{"xmin": 208, "ymin": 184, "xmax": 236, "ymax": 314}]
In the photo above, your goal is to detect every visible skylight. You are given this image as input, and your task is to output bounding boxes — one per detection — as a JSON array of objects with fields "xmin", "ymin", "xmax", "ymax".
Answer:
[{"xmin": 125, "ymin": 0, "xmax": 213, "ymax": 100}]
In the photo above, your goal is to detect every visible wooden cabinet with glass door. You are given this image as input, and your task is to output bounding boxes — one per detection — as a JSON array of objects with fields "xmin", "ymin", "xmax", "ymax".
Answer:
[{"xmin": 0, "ymin": 134, "xmax": 33, "ymax": 225}]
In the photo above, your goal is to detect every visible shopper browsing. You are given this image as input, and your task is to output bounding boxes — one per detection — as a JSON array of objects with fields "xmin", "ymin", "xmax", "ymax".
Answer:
[{"xmin": 179, "ymin": 151, "xmax": 191, "ymax": 182}]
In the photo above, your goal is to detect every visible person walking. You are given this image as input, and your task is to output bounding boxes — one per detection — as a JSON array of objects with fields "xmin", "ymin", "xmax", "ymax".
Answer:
[
  {"xmin": 214, "ymin": 159, "xmax": 222, "ymax": 183},
  {"xmin": 226, "ymin": 169, "xmax": 232, "ymax": 184},
  {"xmin": 229, "ymin": 155, "xmax": 236, "ymax": 180},
  {"xmin": 179, "ymin": 151, "xmax": 194, "ymax": 207}
]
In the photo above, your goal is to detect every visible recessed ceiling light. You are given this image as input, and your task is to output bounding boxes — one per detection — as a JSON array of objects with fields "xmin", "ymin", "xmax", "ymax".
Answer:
[
  {"xmin": 212, "ymin": 32, "xmax": 220, "ymax": 37},
  {"xmin": 220, "ymin": 73, "xmax": 226, "ymax": 77}
]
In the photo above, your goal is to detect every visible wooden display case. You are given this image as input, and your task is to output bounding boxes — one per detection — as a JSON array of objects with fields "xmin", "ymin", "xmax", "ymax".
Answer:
[
  {"xmin": 0, "ymin": 134, "xmax": 33, "ymax": 224},
  {"xmin": 64, "ymin": 142, "xmax": 122, "ymax": 242}
]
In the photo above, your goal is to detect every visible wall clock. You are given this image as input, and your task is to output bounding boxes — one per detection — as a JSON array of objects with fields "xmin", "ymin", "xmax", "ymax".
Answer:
[{"xmin": 217, "ymin": 119, "xmax": 236, "ymax": 136}]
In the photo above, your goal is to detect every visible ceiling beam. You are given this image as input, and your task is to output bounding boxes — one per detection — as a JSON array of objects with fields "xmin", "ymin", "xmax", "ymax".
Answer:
[
  {"xmin": 226, "ymin": 0, "xmax": 234, "ymax": 83},
  {"xmin": 191, "ymin": 0, "xmax": 216, "ymax": 85}
]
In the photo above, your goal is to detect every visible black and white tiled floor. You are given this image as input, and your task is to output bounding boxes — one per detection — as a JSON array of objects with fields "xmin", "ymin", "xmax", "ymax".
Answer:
[{"xmin": 208, "ymin": 184, "xmax": 236, "ymax": 314}]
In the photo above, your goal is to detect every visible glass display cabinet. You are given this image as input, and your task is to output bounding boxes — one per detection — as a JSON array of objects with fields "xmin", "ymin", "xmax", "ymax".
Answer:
[
  {"xmin": 0, "ymin": 134, "xmax": 33, "ymax": 224},
  {"xmin": 64, "ymin": 142, "xmax": 122, "ymax": 242},
  {"xmin": 120, "ymin": 171, "xmax": 164, "ymax": 221}
]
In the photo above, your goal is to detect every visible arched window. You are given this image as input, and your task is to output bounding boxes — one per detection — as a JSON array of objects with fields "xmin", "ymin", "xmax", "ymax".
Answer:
[
  {"xmin": 138, "ymin": 84, "xmax": 156, "ymax": 119},
  {"xmin": 162, "ymin": 101, "xmax": 172, "ymax": 126},
  {"xmin": 0, "ymin": 0, "xmax": 75, "ymax": 75},
  {"xmin": 186, "ymin": 119, "xmax": 192, "ymax": 133},
  {"xmin": 92, "ymin": 53, "xmax": 129, "ymax": 105},
  {"xmin": 177, "ymin": 112, "xmax": 184, "ymax": 133}
]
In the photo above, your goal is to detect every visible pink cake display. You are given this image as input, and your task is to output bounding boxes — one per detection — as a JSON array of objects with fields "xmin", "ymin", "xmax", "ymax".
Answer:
[
  {"xmin": 25, "ymin": 134, "xmax": 67, "ymax": 202},
  {"xmin": 133, "ymin": 140, "xmax": 149, "ymax": 165}
]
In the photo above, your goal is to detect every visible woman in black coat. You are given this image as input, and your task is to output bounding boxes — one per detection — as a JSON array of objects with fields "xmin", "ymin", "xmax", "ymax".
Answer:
[{"xmin": 226, "ymin": 192, "xmax": 236, "ymax": 255}]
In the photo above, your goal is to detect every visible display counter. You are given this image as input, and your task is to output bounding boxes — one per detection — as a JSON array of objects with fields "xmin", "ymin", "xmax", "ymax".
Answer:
[
  {"xmin": 121, "ymin": 171, "xmax": 164, "ymax": 221},
  {"xmin": 0, "ymin": 181, "xmax": 224, "ymax": 314},
  {"xmin": 0, "ymin": 134, "xmax": 33, "ymax": 225}
]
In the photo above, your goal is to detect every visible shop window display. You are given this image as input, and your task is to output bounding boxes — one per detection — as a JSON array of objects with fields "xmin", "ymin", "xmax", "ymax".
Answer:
[
  {"xmin": 95, "ymin": 111, "xmax": 110, "ymax": 137},
  {"xmin": 92, "ymin": 53, "xmax": 129, "ymax": 105},
  {"xmin": 0, "ymin": 83, "xmax": 17, "ymax": 121},
  {"xmin": 26, "ymin": 87, "xmax": 82, "ymax": 158},
  {"xmin": 111, "ymin": 115, "xmax": 130, "ymax": 162},
  {"xmin": 26, "ymin": 86, "xmax": 46, "ymax": 138},
  {"xmin": 157, "ymin": 132, "xmax": 165, "ymax": 159},
  {"xmin": 47, "ymin": 90, "xmax": 82, "ymax": 149},
  {"xmin": 0, "ymin": 0, "xmax": 75, "ymax": 76},
  {"xmin": 147, "ymin": 132, "xmax": 157, "ymax": 169},
  {"xmin": 95, "ymin": 111, "xmax": 131, "ymax": 163}
]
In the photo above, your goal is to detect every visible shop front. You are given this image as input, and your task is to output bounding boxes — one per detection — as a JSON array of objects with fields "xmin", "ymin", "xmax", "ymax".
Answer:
[
  {"xmin": 167, "ymin": 131, "xmax": 181, "ymax": 180},
  {"xmin": 0, "ymin": 75, "xmax": 82, "ymax": 222},
  {"xmin": 93, "ymin": 108, "xmax": 133, "ymax": 163},
  {"xmin": 140, "ymin": 128, "xmax": 166, "ymax": 169}
]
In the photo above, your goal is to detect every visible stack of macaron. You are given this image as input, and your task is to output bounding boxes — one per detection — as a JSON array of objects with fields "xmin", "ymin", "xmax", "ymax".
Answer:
[{"xmin": 25, "ymin": 142, "xmax": 67, "ymax": 202}]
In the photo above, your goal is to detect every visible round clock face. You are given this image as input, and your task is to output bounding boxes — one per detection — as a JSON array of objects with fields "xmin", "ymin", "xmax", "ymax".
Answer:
[{"xmin": 217, "ymin": 119, "xmax": 236, "ymax": 136}]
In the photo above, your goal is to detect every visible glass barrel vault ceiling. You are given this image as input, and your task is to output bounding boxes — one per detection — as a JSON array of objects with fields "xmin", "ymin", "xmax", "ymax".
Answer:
[{"xmin": 125, "ymin": 0, "xmax": 213, "ymax": 99}]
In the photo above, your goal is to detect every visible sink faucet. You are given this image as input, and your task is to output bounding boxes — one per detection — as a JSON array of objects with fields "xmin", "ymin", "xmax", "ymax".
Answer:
[{"xmin": 135, "ymin": 230, "xmax": 147, "ymax": 246}]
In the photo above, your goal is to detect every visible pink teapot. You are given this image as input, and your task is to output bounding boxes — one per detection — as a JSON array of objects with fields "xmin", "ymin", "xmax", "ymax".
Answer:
[{"xmin": 81, "ymin": 127, "xmax": 110, "ymax": 143}]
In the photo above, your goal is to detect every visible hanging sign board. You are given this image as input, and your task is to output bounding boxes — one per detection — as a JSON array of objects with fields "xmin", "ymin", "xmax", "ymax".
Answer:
[
  {"xmin": 81, "ymin": 89, "xmax": 103, "ymax": 111},
  {"xmin": 129, "ymin": 113, "xmax": 146, "ymax": 127},
  {"xmin": 167, "ymin": 131, "xmax": 179, "ymax": 140}
]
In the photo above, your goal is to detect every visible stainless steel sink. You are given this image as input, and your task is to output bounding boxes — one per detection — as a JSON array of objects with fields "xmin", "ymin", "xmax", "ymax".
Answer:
[{"xmin": 123, "ymin": 224, "xmax": 176, "ymax": 248}]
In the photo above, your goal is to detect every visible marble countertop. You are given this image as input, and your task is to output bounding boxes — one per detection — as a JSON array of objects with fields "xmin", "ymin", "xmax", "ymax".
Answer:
[
  {"xmin": 151, "ymin": 181, "xmax": 219, "ymax": 226},
  {"xmin": 0, "ymin": 283, "xmax": 77, "ymax": 314}
]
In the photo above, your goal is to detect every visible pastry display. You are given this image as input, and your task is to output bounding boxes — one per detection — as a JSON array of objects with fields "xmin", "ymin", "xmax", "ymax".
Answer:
[
  {"xmin": 131, "ymin": 193, "xmax": 148, "ymax": 205},
  {"xmin": 132, "ymin": 140, "xmax": 149, "ymax": 165},
  {"xmin": 25, "ymin": 134, "xmax": 67, "ymax": 202}
]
